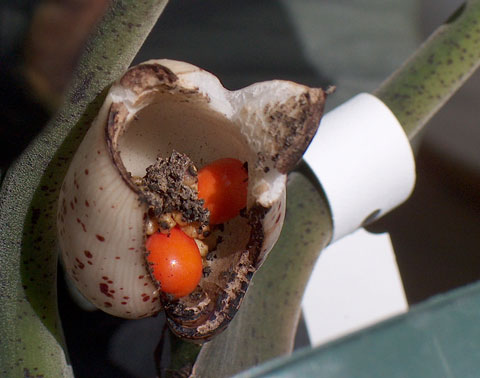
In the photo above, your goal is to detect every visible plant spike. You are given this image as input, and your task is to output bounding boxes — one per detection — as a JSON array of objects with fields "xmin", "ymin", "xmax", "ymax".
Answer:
[
  {"xmin": 0, "ymin": 1, "xmax": 169, "ymax": 376},
  {"xmin": 376, "ymin": 0, "xmax": 480, "ymax": 140}
]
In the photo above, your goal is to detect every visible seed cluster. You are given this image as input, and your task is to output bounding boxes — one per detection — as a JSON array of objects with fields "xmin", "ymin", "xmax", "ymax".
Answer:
[{"xmin": 138, "ymin": 151, "xmax": 210, "ymax": 239}]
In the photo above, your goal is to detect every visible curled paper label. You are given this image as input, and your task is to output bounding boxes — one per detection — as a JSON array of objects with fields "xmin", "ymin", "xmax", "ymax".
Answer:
[
  {"xmin": 304, "ymin": 93, "xmax": 416, "ymax": 242},
  {"xmin": 302, "ymin": 228, "xmax": 408, "ymax": 346}
]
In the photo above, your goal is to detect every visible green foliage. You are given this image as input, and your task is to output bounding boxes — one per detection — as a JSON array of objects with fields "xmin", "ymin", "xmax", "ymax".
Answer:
[
  {"xmin": 376, "ymin": 0, "xmax": 480, "ymax": 139},
  {"xmin": 235, "ymin": 281, "xmax": 480, "ymax": 378},
  {"xmin": 0, "ymin": 1, "xmax": 169, "ymax": 376}
]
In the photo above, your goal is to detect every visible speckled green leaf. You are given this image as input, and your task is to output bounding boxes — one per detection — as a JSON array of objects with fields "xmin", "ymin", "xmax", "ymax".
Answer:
[
  {"xmin": 376, "ymin": 0, "xmax": 480, "ymax": 139},
  {"xmin": 0, "ymin": 1, "xmax": 169, "ymax": 376}
]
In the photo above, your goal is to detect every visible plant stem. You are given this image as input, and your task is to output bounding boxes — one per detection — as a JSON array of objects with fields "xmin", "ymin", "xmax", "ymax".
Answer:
[
  {"xmin": 192, "ymin": 162, "xmax": 333, "ymax": 377},
  {"xmin": 375, "ymin": 0, "xmax": 480, "ymax": 140},
  {"xmin": 0, "ymin": 1, "xmax": 169, "ymax": 376}
]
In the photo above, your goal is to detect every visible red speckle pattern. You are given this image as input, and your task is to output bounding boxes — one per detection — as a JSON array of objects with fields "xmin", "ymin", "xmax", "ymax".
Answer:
[
  {"xmin": 75, "ymin": 258, "xmax": 85, "ymax": 270},
  {"xmin": 76, "ymin": 218, "xmax": 87, "ymax": 232},
  {"xmin": 99, "ymin": 283, "xmax": 113, "ymax": 298},
  {"xmin": 57, "ymin": 139, "xmax": 166, "ymax": 320}
]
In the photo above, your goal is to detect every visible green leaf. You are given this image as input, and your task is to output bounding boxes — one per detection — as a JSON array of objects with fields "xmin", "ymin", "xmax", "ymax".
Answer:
[
  {"xmin": 0, "ymin": 1, "xmax": 169, "ymax": 376},
  {"xmin": 376, "ymin": 0, "xmax": 480, "ymax": 139},
  {"xmin": 159, "ymin": 329, "xmax": 202, "ymax": 378},
  {"xmin": 234, "ymin": 281, "xmax": 480, "ymax": 378},
  {"xmin": 191, "ymin": 162, "xmax": 333, "ymax": 377}
]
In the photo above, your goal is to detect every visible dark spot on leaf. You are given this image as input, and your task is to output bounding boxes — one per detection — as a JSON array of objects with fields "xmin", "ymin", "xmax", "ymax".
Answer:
[
  {"xmin": 71, "ymin": 72, "xmax": 94, "ymax": 104},
  {"xmin": 31, "ymin": 208, "xmax": 41, "ymax": 226}
]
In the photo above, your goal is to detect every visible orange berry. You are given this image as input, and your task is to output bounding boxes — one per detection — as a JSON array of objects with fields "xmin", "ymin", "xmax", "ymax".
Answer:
[
  {"xmin": 198, "ymin": 158, "xmax": 248, "ymax": 225},
  {"xmin": 146, "ymin": 227, "xmax": 202, "ymax": 298}
]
